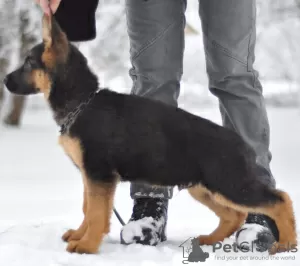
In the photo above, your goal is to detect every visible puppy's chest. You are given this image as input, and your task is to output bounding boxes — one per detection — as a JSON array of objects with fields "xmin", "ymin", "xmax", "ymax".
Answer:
[{"xmin": 59, "ymin": 134, "xmax": 84, "ymax": 170}]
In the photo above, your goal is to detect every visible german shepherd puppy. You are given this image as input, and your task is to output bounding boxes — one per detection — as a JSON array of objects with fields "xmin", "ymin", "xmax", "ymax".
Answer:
[{"xmin": 4, "ymin": 15, "xmax": 297, "ymax": 255}]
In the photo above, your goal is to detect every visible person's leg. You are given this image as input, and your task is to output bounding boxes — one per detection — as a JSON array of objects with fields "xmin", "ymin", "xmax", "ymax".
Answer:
[
  {"xmin": 127, "ymin": 0, "xmax": 186, "ymax": 203},
  {"xmin": 199, "ymin": 0, "xmax": 278, "ymax": 250},
  {"xmin": 122, "ymin": 0, "xmax": 186, "ymax": 245}
]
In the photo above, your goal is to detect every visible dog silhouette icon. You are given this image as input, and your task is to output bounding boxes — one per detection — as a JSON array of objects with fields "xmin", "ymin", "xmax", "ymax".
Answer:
[{"xmin": 188, "ymin": 238, "xmax": 210, "ymax": 263}]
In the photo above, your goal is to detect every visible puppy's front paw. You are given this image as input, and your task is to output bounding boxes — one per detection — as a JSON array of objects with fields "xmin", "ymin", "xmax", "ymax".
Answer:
[
  {"xmin": 63, "ymin": 229, "xmax": 86, "ymax": 242},
  {"xmin": 62, "ymin": 222, "xmax": 88, "ymax": 242},
  {"xmin": 62, "ymin": 229, "xmax": 77, "ymax": 242},
  {"xmin": 67, "ymin": 240, "xmax": 99, "ymax": 254}
]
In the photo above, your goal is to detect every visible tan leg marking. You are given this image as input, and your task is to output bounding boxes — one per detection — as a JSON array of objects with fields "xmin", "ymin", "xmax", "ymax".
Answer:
[
  {"xmin": 59, "ymin": 135, "xmax": 117, "ymax": 254},
  {"xmin": 59, "ymin": 136, "xmax": 87, "ymax": 243},
  {"xmin": 188, "ymin": 185, "xmax": 246, "ymax": 245},
  {"xmin": 62, "ymin": 182, "xmax": 88, "ymax": 242},
  {"xmin": 67, "ymin": 179, "xmax": 117, "ymax": 254},
  {"xmin": 212, "ymin": 190, "xmax": 297, "ymax": 254}
]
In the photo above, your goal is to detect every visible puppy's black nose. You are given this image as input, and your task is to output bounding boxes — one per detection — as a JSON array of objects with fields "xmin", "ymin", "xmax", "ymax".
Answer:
[{"xmin": 3, "ymin": 76, "xmax": 8, "ymax": 85}]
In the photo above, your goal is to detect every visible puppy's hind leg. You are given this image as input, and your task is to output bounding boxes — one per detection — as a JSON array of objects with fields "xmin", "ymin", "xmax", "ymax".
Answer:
[
  {"xmin": 188, "ymin": 185, "xmax": 247, "ymax": 245},
  {"xmin": 212, "ymin": 185, "xmax": 297, "ymax": 254},
  {"xmin": 259, "ymin": 191, "xmax": 297, "ymax": 254}
]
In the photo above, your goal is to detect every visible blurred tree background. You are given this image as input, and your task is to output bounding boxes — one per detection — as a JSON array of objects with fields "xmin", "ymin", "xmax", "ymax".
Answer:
[{"xmin": 0, "ymin": 0, "xmax": 299, "ymax": 127}]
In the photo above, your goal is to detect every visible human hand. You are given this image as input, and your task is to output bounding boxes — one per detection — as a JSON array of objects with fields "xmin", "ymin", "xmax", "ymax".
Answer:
[{"xmin": 35, "ymin": 0, "xmax": 62, "ymax": 15}]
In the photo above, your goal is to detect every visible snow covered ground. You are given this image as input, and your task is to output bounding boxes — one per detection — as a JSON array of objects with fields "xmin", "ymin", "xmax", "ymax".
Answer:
[{"xmin": 0, "ymin": 92, "xmax": 300, "ymax": 265}]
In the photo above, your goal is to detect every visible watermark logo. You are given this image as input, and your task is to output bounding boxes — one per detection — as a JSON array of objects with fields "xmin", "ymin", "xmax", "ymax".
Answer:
[
  {"xmin": 179, "ymin": 238, "xmax": 298, "ymax": 264},
  {"xmin": 179, "ymin": 238, "xmax": 209, "ymax": 264}
]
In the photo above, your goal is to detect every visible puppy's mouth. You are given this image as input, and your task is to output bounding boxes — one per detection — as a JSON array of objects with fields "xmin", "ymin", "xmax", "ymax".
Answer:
[
  {"xmin": 4, "ymin": 75, "xmax": 37, "ymax": 96},
  {"xmin": 3, "ymin": 76, "xmax": 18, "ymax": 94}
]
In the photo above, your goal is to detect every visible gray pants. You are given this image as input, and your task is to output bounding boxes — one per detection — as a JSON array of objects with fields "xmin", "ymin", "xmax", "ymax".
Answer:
[{"xmin": 125, "ymin": 0, "xmax": 275, "ymax": 200}]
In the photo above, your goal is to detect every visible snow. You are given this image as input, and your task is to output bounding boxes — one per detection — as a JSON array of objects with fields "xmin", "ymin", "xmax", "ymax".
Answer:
[
  {"xmin": 235, "ymin": 224, "xmax": 268, "ymax": 250},
  {"xmin": 121, "ymin": 216, "xmax": 165, "ymax": 246},
  {"xmin": 133, "ymin": 192, "xmax": 166, "ymax": 198},
  {"xmin": 0, "ymin": 93, "xmax": 300, "ymax": 265}
]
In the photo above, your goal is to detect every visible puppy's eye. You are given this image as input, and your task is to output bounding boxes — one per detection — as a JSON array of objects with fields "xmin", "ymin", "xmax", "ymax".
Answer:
[{"xmin": 24, "ymin": 58, "xmax": 35, "ymax": 70}]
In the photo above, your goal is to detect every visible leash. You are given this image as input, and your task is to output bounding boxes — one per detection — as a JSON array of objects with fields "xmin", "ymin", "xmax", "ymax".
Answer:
[
  {"xmin": 60, "ymin": 89, "xmax": 126, "ymax": 227},
  {"xmin": 114, "ymin": 208, "xmax": 126, "ymax": 226}
]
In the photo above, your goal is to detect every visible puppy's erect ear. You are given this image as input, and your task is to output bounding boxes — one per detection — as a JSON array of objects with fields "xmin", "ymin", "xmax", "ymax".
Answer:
[{"xmin": 42, "ymin": 14, "xmax": 69, "ymax": 68}]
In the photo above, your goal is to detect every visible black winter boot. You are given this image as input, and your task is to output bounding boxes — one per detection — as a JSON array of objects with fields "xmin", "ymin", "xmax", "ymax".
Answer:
[
  {"xmin": 120, "ymin": 198, "xmax": 168, "ymax": 246},
  {"xmin": 236, "ymin": 213, "xmax": 279, "ymax": 252}
]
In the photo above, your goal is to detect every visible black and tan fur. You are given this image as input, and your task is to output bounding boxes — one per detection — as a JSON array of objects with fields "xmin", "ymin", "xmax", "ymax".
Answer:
[{"xmin": 4, "ymin": 15, "xmax": 297, "ymax": 255}]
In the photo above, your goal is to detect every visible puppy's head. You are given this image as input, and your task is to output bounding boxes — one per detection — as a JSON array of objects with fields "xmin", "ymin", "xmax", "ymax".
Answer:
[{"xmin": 4, "ymin": 15, "xmax": 87, "ymax": 98}]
